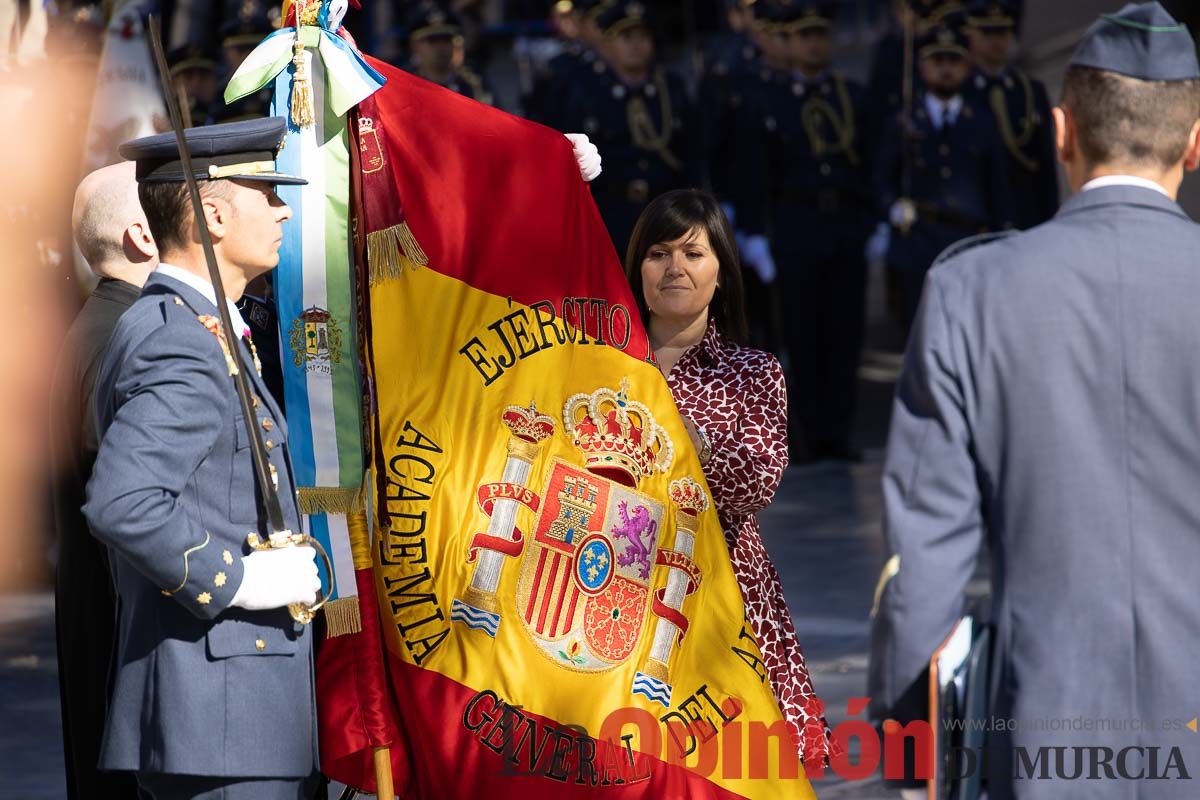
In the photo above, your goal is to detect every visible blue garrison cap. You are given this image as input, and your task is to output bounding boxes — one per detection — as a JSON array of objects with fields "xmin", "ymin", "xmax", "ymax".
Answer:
[
  {"xmin": 1069, "ymin": 2, "xmax": 1200, "ymax": 82},
  {"xmin": 119, "ymin": 117, "xmax": 306, "ymax": 186}
]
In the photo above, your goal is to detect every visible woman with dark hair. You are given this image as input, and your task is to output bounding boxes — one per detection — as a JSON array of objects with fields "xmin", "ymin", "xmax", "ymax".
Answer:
[{"xmin": 625, "ymin": 188, "xmax": 831, "ymax": 769}]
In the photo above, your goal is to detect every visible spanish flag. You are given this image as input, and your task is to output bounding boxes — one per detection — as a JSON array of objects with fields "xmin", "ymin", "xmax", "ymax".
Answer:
[{"xmin": 320, "ymin": 56, "xmax": 816, "ymax": 799}]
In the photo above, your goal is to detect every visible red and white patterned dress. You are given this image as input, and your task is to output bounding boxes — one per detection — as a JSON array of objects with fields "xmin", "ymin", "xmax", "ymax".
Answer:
[{"xmin": 664, "ymin": 322, "xmax": 830, "ymax": 768}]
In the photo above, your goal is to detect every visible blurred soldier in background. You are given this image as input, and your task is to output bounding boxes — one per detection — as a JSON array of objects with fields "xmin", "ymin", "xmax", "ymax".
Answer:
[
  {"xmin": 215, "ymin": 4, "xmax": 275, "ymax": 120},
  {"xmin": 875, "ymin": 15, "xmax": 1012, "ymax": 331},
  {"xmin": 404, "ymin": 1, "xmax": 493, "ymax": 104},
  {"xmin": 562, "ymin": 0, "xmax": 697, "ymax": 256},
  {"xmin": 740, "ymin": 0, "xmax": 875, "ymax": 462},
  {"xmin": 167, "ymin": 42, "xmax": 217, "ymax": 126},
  {"xmin": 965, "ymin": 0, "xmax": 1058, "ymax": 230},
  {"xmin": 699, "ymin": 0, "xmax": 779, "ymax": 352}
]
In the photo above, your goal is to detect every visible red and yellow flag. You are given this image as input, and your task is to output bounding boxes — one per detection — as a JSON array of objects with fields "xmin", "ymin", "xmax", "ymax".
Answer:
[{"xmin": 319, "ymin": 57, "xmax": 816, "ymax": 799}]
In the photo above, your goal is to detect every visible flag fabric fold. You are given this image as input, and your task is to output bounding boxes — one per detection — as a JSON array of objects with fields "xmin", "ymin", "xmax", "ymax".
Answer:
[{"xmin": 316, "ymin": 56, "xmax": 816, "ymax": 799}]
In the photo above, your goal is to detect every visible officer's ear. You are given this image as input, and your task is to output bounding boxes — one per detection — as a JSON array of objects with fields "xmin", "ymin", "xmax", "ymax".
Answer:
[
  {"xmin": 1052, "ymin": 105, "xmax": 1075, "ymax": 166},
  {"xmin": 123, "ymin": 221, "xmax": 157, "ymax": 262},
  {"xmin": 199, "ymin": 189, "xmax": 232, "ymax": 242},
  {"xmin": 1182, "ymin": 119, "xmax": 1200, "ymax": 173}
]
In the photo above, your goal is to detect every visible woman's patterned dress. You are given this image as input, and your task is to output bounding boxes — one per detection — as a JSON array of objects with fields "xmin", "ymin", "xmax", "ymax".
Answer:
[{"xmin": 664, "ymin": 322, "xmax": 831, "ymax": 769}]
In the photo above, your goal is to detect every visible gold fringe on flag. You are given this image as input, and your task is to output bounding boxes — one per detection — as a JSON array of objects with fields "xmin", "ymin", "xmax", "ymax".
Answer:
[
  {"xmin": 367, "ymin": 222, "xmax": 429, "ymax": 285},
  {"xmin": 322, "ymin": 597, "xmax": 362, "ymax": 637},
  {"xmin": 298, "ymin": 485, "xmax": 368, "ymax": 515}
]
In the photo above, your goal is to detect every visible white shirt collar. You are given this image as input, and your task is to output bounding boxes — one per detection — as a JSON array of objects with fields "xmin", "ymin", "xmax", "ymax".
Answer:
[
  {"xmin": 924, "ymin": 93, "xmax": 963, "ymax": 128},
  {"xmin": 1080, "ymin": 175, "xmax": 1170, "ymax": 198},
  {"xmin": 155, "ymin": 263, "xmax": 251, "ymax": 338}
]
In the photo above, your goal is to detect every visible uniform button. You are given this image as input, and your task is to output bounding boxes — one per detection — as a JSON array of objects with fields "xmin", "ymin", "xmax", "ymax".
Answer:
[
  {"xmin": 792, "ymin": 82, "xmax": 804, "ymax": 96},
  {"xmin": 819, "ymin": 163, "xmax": 831, "ymax": 176},
  {"xmin": 941, "ymin": 167, "xmax": 953, "ymax": 179},
  {"xmin": 611, "ymin": 84, "xmax": 626, "ymax": 100},
  {"xmin": 644, "ymin": 83, "xmax": 656, "ymax": 98},
  {"xmin": 251, "ymin": 396, "xmax": 260, "ymax": 409},
  {"xmin": 265, "ymin": 440, "xmax": 275, "ymax": 451},
  {"xmin": 261, "ymin": 419, "xmax": 274, "ymax": 432},
  {"xmin": 939, "ymin": 144, "xmax": 950, "ymax": 156},
  {"xmin": 255, "ymin": 639, "xmax": 266, "ymax": 652}
]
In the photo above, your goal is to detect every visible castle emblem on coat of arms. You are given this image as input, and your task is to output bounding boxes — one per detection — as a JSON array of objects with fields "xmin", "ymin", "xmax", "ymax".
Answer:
[
  {"xmin": 289, "ymin": 306, "xmax": 343, "ymax": 373},
  {"xmin": 450, "ymin": 380, "xmax": 709, "ymax": 706}
]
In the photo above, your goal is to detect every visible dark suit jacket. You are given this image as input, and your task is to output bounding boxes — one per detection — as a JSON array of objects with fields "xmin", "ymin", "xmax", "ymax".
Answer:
[{"xmin": 51, "ymin": 278, "xmax": 140, "ymax": 799}]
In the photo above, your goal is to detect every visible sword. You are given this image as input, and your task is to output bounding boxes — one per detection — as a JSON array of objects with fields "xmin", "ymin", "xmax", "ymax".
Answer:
[{"xmin": 146, "ymin": 15, "xmax": 333, "ymax": 625}]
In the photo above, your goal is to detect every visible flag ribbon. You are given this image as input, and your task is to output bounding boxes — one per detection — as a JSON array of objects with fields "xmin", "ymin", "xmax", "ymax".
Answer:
[{"xmin": 225, "ymin": 20, "xmax": 384, "ymax": 634}]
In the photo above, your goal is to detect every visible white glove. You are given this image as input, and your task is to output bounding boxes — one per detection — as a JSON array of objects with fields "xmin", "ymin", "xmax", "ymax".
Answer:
[
  {"xmin": 741, "ymin": 234, "xmax": 777, "ymax": 284},
  {"xmin": 889, "ymin": 198, "xmax": 918, "ymax": 230},
  {"xmin": 564, "ymin": 132, "xmax": 602, "ymax": 182},
  {"xmin": 230, "ymin": 545, "xmax": 321, "ymax": 611},
  {"xmin": 865, "ymin": 221, "xmax": 891, "ymax": 265}
]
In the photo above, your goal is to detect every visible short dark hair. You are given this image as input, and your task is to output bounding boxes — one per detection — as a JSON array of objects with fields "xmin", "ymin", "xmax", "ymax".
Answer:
[
  {"xmin": 1062, "ymin": 66, "xmax": 1200, "ymax": 170},
  {"xmin": 137, "ymin": 179, "xmax": 230, "ymax": 253},
  {"xmin": 624, "ymin": 189, "xmax": 748, "ymax": 344}
]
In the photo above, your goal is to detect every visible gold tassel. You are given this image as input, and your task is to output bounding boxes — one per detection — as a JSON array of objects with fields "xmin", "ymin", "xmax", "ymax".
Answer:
[
  {"xmin": 290, "ymin": 39, "xmax": 316, "ymax": 129},
  {"xmin": 367, "ymin": 222, "xmax": 429, "ymax": 285},
  {"xmin": 297, "ymin": 485, "xmax": 367, "ymax": 515},
  {"xmin": 322, "ymin": 597, "xmax": 362, "ymax": 637}
]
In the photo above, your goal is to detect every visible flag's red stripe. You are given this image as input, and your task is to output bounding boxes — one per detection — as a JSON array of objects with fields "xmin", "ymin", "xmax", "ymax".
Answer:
[
  {"xmin": 525, "ymin": 548, "xmax": 547, "ymax": 624},
  {"xmin": 537, "ymin": 554, "xmax": 561, "ymax": 633},
  {"xmin": 550, "ymin": 561, "xmax": 573, "ymax": 637}
]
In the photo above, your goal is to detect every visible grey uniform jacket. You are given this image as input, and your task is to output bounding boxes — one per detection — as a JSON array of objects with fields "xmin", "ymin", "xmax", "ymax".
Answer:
[
  {"xmin": 83, "ymin": 272, "xmax": 316, "ymax": 778},
  {"xmin": 870, "ymin": 185, "xmax": 1200, "ymax": 799}
]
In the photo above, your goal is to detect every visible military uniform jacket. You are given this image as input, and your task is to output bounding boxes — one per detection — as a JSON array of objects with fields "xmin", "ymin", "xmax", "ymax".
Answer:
[
  {"xmin": 83, "ymin": 271, "xmax": 316, "ymax": 778},
  {"xmin": 738, "ymin": 70, "xmax": 875, "ymax": 239},
  {"xmin": 870, "ymin": 185, "xmax": 1200, "ymax": 798},
  {"xmin": 966, "ymin": 66, "xmax": 1059, "ymax": 230},
  {"xmin": 875, "ymin": 91, "xmax": 1015, "ymax": 273}
]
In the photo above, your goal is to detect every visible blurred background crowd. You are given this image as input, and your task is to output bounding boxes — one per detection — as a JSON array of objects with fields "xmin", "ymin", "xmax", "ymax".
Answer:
[{"xmin": 3, "ymin": 0, "xmax": 1199, "ymax": 594}]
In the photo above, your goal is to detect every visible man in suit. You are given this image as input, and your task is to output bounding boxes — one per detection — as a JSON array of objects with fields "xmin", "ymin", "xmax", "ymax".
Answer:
[
  {"xmin": 52, "ymin": 161, "xmax": 156, "ymax": 800},
  {"xmin": 964, "ymin": 0, "xmax": 1059, "ymax": 229},
  {"xmin": 869, "ymin": 4, "xmax": 1200, "ymax": 798},
  {"xmin": 83, "ymin": 117, "xmax": 322, "ymax": 800},
  {"xmin": 875, "ymin": 15, "xmax": 1014, "ymax": 331}
]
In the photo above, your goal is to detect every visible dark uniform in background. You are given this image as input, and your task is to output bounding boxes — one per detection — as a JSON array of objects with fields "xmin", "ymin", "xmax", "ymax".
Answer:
[
  {"xmin": 698, "ymin": 0, "xmax": 761, "ymax": 215},
  {"xmin": 524, "ymin": 0, "xmax": 607, "ymax": 127},
  {"xmin": 741, "ymin": 1, "xmax": 876, "ymax": 460},
  {"xmin": 51, "ymin": 279, "xmax": 141, "ymax": 800},
  {"xmin": 964, "ymin": 0, "xmax": 1058, "ymax": 229},
  {"xmin": 563, "ymin": 1, "xmax": 699, "ymax": 256},
  {"xmin": 403, "ymin": 2, "xmax": 493, "ymax": 105},
  {"xmin": 214, "ymin": 8, "xmax": 275, "ymax": 121},
  {"xmin": 876, "ymin": 18, "xmax": 1013, "ymax": 330},
  {"xmin": 167, "ymin": 42, "xmax": 218, "ymax": 127}
]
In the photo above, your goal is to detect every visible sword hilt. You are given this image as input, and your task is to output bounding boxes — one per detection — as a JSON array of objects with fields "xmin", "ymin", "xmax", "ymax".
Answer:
[{"xmin": 246, "ymin": 531, "xmax": 336, "ymax": 625}]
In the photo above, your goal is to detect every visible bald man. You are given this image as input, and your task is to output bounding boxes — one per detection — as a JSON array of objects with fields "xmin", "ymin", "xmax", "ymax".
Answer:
[{"xmin": 51, "ymin": 161, "xmax": 157, "ymax": 800}]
